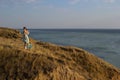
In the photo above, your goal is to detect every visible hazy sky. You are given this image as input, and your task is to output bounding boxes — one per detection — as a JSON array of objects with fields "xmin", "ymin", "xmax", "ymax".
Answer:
[{"xmin": 0, "ymin": 0, "xmax": 120, "ymax": 29}]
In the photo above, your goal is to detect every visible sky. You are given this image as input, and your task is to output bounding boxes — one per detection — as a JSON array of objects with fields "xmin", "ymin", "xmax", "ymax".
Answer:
[{"xmin": 0, "ymin": 0, "xmax": 120, "ymax": 29}]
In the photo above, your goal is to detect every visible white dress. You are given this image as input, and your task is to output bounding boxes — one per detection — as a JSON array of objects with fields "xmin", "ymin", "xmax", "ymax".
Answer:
[
  {"xmin": 23, "ymin": 31, "xmax": 29, "ymax": 44},
  {"xmin": 24, "ymin": 34, "xmax": 29, "ymax": 44}
]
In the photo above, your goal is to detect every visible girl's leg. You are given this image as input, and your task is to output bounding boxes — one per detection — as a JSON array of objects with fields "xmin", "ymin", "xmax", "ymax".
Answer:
[
  {"xmin": 27, "ymin": 43, "xmax": 29, "ymax": 49},
  {"xmin": 24, "ymin": 43, "xmax": 27, "ymax": 49}
]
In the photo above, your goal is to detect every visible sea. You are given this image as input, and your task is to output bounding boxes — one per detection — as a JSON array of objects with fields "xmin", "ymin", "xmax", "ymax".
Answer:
[{"xmin": 25, "ymin": 29, "xmax": 120, "ymax": 68}]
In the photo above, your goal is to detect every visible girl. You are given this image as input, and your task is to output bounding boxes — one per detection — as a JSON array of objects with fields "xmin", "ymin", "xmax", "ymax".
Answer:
[{"xmin": 23, "ymin": 27, "xmax": 29, "ymax": 49}]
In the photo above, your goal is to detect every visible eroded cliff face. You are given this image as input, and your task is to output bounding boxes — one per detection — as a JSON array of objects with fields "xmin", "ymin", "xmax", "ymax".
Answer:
[{"xmin": 0, "ymin": 27, "xmax": 120, "ymax": 80}]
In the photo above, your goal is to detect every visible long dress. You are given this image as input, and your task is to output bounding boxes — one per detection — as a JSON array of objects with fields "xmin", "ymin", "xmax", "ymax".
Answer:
[
  {"xmin": 23, "ymin": 34, "xmax": 29, "ymax": 44},
  {"xmin": 23, "ymin": 30, "xmax": 29, "ymax": 44}
]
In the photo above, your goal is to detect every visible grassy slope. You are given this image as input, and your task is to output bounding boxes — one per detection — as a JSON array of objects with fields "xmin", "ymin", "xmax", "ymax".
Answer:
[{"xmin": 0, "ymin": 27, "xmax": 120, "ymax": 80}]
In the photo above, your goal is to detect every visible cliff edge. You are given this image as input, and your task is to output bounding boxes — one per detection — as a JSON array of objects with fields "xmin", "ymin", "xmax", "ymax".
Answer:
[{"xmin": 0, "ymin": 27, "xmax": 120, "ymax": 80}]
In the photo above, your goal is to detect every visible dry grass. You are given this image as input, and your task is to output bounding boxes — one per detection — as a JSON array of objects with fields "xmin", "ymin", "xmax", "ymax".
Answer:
[
  {"xmin": 0, "ymin": 27, "xmax": 120, "ymax": 80},
  {"xmin": 0, "ymin": 27, "xmax": 21, "ymax": 39}
]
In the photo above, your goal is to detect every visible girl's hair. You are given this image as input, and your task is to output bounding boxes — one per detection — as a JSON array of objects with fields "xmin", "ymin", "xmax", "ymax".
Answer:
[{"xmin": 23, "ymin": 27, "xmax": 27, "ymax": 30}]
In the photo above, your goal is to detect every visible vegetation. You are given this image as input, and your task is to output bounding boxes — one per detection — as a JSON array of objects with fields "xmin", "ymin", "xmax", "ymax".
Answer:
[{"xmin": 0, "ymin": 27, "xmax": 120, "ymax": 80}]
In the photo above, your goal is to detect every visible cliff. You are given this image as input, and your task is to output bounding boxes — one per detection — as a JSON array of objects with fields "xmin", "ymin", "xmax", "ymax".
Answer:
[{"xmin": 0, "ymin": 27, "xmax": 120, "ymax": 80}]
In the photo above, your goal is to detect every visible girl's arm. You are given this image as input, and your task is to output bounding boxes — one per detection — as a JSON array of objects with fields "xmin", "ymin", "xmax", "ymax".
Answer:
[
  {"xmin": 26, "ymin": 30, "xmax": 29, "ymax": 35},
  {"xmin": 24, "ymin": 29, "xmax": 29, "ymax": 35}
]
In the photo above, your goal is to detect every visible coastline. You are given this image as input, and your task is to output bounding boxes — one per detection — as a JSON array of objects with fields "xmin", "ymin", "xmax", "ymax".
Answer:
[{"xmin": 0, "ymin": 27, "xmax": 120, "ymax": 80}]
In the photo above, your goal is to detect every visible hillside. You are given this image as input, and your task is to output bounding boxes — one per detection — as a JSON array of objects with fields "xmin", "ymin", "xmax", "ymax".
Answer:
[{"xmin": 0, "ymin": 27, "xmax": 120, "ymax": 80}]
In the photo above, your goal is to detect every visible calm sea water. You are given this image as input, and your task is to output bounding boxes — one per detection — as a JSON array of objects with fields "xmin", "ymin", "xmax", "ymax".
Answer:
[{"xmin": 28, "ymin": 29, "xmax": 120, "ymax": 68}]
